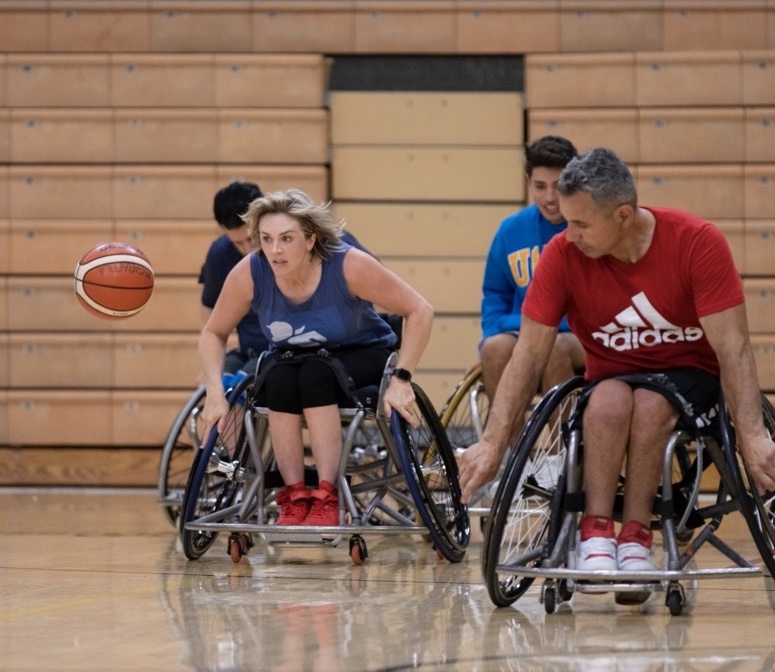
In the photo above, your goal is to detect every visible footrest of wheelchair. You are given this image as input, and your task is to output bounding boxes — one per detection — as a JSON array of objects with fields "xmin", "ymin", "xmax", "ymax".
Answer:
[{"xmin": 495, "ymin": 564, "xmax": 763, "ymax": 582}]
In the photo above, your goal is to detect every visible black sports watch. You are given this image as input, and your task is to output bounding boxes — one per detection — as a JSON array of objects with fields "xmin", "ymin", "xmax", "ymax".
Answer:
[{"xmin": 392, "ymin": 367, "xmax": 412, "ymax": 382}]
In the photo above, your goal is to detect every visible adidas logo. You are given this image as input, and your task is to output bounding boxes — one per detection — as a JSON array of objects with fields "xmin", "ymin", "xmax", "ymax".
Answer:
[{"xmin": 592, "ymin": 292, "xmax": 704, "ymax": 352}]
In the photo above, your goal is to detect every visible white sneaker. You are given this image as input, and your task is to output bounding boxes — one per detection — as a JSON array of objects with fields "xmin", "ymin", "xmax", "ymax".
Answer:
[
  {"xmin": 617, "ymin": 542, "xmax": 657, "ymax": 572},
  {"xmin": 576, "ymin": 536, "xmax": 617, "ymax": 571}
]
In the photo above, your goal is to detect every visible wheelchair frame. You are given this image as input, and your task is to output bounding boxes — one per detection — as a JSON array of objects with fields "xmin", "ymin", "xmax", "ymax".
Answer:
[
  {"xmin": 178, "ymin": 353, "xmax": 471, "ymax": 566},
  {"xmin": 482, "ymin": 376, "xmax": 775, "ymax": 615}
]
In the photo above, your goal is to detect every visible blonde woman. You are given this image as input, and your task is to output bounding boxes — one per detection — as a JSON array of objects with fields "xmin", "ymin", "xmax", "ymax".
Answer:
[{"xmin": 199, "ymin": 189, "xmax": 433, "ymax": 526}]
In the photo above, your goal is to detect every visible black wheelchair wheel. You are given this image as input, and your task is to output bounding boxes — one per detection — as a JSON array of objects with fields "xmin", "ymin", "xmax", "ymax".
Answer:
[
  {"xmin": 391, "ymin": 383, "xmax": 470, "ymax": 563},
  {"xmin": 483, "ymin": 377, "xmax": 585, "ymax": 607},
  {"xmin": 158, "ymin": 386, "xmax": 206, "ymax": 526},
  {"xmin": 721, "ymin": 394, "xmax": 775, "ymax": 578},
  {"xmin": 179, "ymin": 376, "xmax": 253, "ymax": 560}
]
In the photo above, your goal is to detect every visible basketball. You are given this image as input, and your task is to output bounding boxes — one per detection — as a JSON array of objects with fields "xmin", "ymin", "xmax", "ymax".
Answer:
[{"xmin": 73, "ymin": 241, "xmax": 154, "ymax": 320}]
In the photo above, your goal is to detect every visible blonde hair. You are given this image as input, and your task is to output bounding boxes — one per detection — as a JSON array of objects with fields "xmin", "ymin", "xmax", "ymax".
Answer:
[{"xmin": 241, "ymin": 188, "xmax": 343, "ymax": 260}]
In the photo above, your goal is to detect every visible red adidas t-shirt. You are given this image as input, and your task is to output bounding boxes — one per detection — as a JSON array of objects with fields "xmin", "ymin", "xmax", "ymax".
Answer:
[{"xmin": 522, "ymin": 207, "xmax": 744, "ymax": 381}]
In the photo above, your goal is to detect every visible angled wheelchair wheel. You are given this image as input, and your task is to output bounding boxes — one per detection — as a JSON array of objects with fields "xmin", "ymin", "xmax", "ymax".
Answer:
[
  {"xmin": 439, "ymin": 366, "xmax": 489, "ymax": 453},
  {"xmin": 179, "ymin": 375, "xmax": 254, "ymax": 560},
  {"xmin": 722, "ymin": 394, "xmax": 775, "ymax": 578},
  {"xmin": 391, "ymin": 383, "xmax": 471, "ymax": 563},
  {"xmin": 157, "ymin": 386, "xmax": 206, "ymax": 526},
  {"xmin": 483, "ymin": 376, "xmax": 585, "ymax": 607}
]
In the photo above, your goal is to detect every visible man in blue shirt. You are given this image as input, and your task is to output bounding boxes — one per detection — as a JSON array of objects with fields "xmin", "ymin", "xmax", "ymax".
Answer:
[
  {"xmin": 200, "ymin": 181, "xmax": 268, "ymax": 375},
  {"xmin": 480, "ymin": 136, "xmax": 585, "ymax": 400}
]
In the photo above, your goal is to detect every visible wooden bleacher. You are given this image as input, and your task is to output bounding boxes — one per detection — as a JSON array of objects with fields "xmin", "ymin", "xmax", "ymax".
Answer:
[{"xmin": 2, "ymin": 0, "xmax": 775, "ymax": 486}]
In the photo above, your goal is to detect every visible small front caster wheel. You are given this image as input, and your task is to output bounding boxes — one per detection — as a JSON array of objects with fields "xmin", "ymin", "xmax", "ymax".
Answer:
[
  {"xmin": 666, "ymin": 584, "xmax": 685, "ymax": 616},
  {"xmin": 349, "ymin": 536, "xmax": 368, "ymax": 566},
  {"xmin": 544, "ymin": 586, "xmax": 557, "ymax": 614}
]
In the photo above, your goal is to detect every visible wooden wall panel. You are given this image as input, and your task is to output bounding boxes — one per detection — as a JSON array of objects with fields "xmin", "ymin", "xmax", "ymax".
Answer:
[
  {"xmin": 114, "ymin": 109, "xmax": 219, "ymax": 163},
  {"xmin": 149, "ymin": 2, "xmax": 252, "ymax": 53},
  {"xmin": 216, "ymin": 166, "xmax": 328, "ymax": 204},
  {"xmin": 752, "ymin": 335, "xmax": 775, "ymax": 390},
  {"xmin": 746, "ymin": 280, "xmax": 775, "ymax": 334},
  {"xmin": 528, "ymin": 109, "xmax": 639, "ymax": 163},
  {"xmin": 9, "ymin": 220, "xmax": 113, "ymax": 275},
  {"xmin": 559, "ymin": 1, "xmax": 663, "ymax": 53},
  {"xmin": 353, "ymin": 1, "xmax": 457, "ymax": 54},
  {"xmin": 49, "ymin": 1, "xmax": 151, "ymax": 52},
  {"xmin": 0, "ymin": 219, "xmax": 9, "ymax": 274},
  {"xmin": 0, "ymin": 391, "xmax": 7, "ymax": 445},
  {"xmin": 115, "ymin": 220, "xmax": 218, "ymax": 276},
  {"xmin": 218, "ymin": 109, "xmax": 328, "ymax": 164},
  {"xmin": 662, "ymin": 1, "xmax": 768, "ymax": 52},
  {"xmin": 0, "ymin": 447, "xmax": 158, "ymax": 486},
  {"xmin": 421, "ymin": 316, "xmax": 481, "ymax": 370},
  {"xmin": 7, "ymin": 54, "xmax": 111, "ymax": 107},
  {"xmin": 744, "ymin": 165, "xmax": 775, "ymax": 219},
  {"xmin": 457, "ymin": 1, "xmax": 560, "ymax": 54},
  {"xmin": 112, "ymin": 391, "xmax": 192, "ymax": 446},
  {"xmin": 11, "ymin": 109, "xmax": 114, "ymax": 163},
  {"xmin": 6, "ymin": 391, "xmax": 112, "ymax": 446},
  {"xmin": 252, "ymin": 1, "xmax": 356, "ymax": 53},
  {"xmin": 0, "ymin": 3, "xmax": 49, "ymax": 52},
  {"xmin": 0, "ymin": 336, "xmax": 8, "ymax": 390},
  {"xmin": 113, "ymin": 166, "xmax": 217, "ymax": 219},
  {"xmin": 111, "ymin": 54, "xmax": 216, "ymax": 107},
  {"xmin": 113, "ymin": 334, "xmax": 199, "ymax": 388},
  {"xmin": 636, "ymin": 166, "xmax": 744, "ymax": 220},
  {"xmin": 330, "ymin": 92, "xmax": 524, "ymax": 146},
  {"xmin": 9, "ymin": 166, "xmax": 113, "ymax": 219},
  {"xmin": 381, "ymin": 259, "xmax": 484, "ymax": 314},
  {"xmin": 744, "ymin": 220, "xmax": 775, "ymax": 276},
  {"xmin": 743, "ymin": 51, "xmax": 775, "ymax": 105},
  {"xmin": 526, "ymin": 53, "xmax": 635, "ymax": 109},
  {"xmin": 215, "ymin": 55, "xmax": 326, "ymax": 108},
  {"xmin": 332, "ymin": 202, "xmax": 509, "ymax": 258},
  {"xmin": 639, "ymin": 108, "xmax": 745, "ymax": 164},
  {"xmin": 0, "ymin": 278, "xmax": 7, "ymax": 332},
  {"xmin": 745, "ymin": 108, "xmax": 775, "ymax": 162},
  {"xmin": 9, "ymin": 333, "xmax": 114, "ymax": 388},
  {"xmin": 635, "ymin": 51, "xmax": 743, "ymax": 106},
  {"xmin": 332, "ymin": 147, "xmax": 524, "ymax": 202}
]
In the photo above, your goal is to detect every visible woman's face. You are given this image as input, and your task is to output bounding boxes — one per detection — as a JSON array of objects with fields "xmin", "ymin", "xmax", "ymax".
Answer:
[{"xmin": 258, "ymin": 213, "xmax": 316, "ymax": 275}]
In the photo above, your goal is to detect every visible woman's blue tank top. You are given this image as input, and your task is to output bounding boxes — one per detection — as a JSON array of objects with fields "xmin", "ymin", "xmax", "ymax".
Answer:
[{"xmin": 249, "ymin": 244, "xmax": 397, "ymax": 352}]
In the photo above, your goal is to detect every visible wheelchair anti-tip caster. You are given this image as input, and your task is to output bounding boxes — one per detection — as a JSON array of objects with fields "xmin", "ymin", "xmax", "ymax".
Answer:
[
  {"xmin": 228, "ymin": 532, "xmax": 254, "ymax": 564},
  {"xmin": 349, "ymin": 535, "xmax": 368, "ymax": 566},
  {"xmin": 666, "ymin": 581, "xmax": 687, "ymax": 616}
]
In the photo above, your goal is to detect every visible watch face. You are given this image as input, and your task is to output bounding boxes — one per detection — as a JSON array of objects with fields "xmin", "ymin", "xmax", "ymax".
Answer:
[{"xmin": 393, "ymin": 368, "xmax": 411, "ymax": 381}]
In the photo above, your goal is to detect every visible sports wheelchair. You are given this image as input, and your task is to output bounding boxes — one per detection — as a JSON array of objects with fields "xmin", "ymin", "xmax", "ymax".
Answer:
[
  {"xmin": 177, "ymin": 349, "xmax": 470, "ymax": 566},
  {"xmin": 439, "ymin": 365, "xmax": 493, "ymax": 521},
  {"xmin": 157, "ymin": 368, "xmax": 253, "ymax": 526},
  {"xmin": 482, "ymin": 375, "xmax": 775, "ymax": 615}
]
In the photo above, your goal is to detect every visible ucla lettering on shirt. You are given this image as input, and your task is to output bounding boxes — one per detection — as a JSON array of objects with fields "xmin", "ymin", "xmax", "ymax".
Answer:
[{"xmin": 508, "ymin": 245, "xmax": 541, "ymax": 288}]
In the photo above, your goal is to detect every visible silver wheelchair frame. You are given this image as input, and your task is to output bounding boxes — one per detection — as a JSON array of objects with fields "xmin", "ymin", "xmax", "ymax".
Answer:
[
  {"xmin": 482, "ymin": 375, "xmax": 775, "ymax": 615},
  {"xmin": 178, "ymin": 352, "xmax": 470, "ymax": 565}
]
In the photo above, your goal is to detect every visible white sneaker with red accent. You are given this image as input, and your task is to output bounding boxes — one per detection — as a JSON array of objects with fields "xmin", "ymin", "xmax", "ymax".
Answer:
[
  {"xmin": 617, "ymin": 542, "xmax": 657, "ymax": 572},
  {"xmin": 576, "ymin": 535, "xmax": 617, "ymax": 572}
]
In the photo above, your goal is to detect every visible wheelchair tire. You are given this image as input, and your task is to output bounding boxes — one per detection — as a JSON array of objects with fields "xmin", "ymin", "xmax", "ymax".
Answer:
[
  {"xmin": 179, "ymin": 375, "xmax": 254, "ymax": 560},
  {"xmin": 482, "ymin": 376, "xmax": 585, "ymax": 607},
  {"xmin": 157, "ymin": 386, "xmax": 206, "ymax": 526},
  {"xmin": 391, "ymin": 383, "xmax": 470, "ymax": 563},
  {"xmin": 439, "ymin": 366, "xmax": 489, "ymax": 453},
  {"xmin": 721, "ymin": 393, "xmax": 775, "ymax": 578}
]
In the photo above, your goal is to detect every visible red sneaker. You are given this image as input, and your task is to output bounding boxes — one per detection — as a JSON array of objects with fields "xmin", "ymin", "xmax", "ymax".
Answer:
[
  {"xmin": 304, "ymin": 481, "xmax": 340, "ymax": 526},
  {"xmin": 276, "ymin": 482, "xmax": 310, "ymax": 526}
]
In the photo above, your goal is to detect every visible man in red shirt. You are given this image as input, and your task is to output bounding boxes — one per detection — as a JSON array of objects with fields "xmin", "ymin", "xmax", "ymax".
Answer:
[{"xmin": 459, "ymin": 147, "xmax": 775, "ymax": 574}]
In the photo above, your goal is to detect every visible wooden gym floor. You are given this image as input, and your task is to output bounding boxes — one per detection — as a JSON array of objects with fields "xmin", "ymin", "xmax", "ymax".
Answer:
[{"xmin": 1, "ymin": 488, "xmax": 774, "ymax": 671}]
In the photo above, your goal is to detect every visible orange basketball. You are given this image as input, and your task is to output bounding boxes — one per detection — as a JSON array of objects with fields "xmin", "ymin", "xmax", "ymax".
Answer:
[{"xmin": 73, "ymin": 242, "xmax": 154, "ymax": 320}]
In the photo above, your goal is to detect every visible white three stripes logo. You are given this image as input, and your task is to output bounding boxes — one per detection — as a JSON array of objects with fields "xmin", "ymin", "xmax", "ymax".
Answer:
[{"xmin": 600, "ymin": 292, "xmax": 680, "ymax": 333}]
